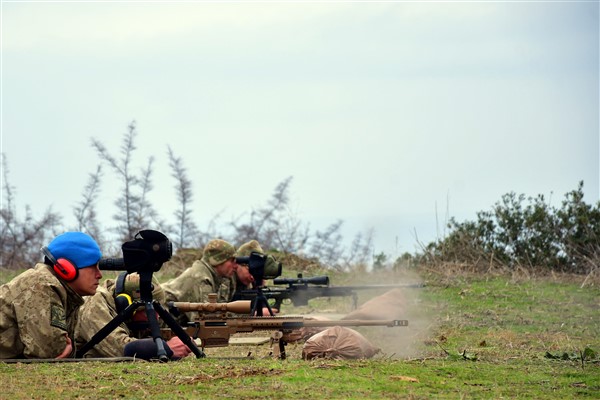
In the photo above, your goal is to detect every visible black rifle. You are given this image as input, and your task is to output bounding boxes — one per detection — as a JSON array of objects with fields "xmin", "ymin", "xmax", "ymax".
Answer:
[{"xmin": 233, "ymin": 274, "xmax": 424, "ymax": 310}]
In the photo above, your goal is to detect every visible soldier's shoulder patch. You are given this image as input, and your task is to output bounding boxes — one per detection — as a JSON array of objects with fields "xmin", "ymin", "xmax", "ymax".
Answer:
[{"xmin": 50, "ymin": 303, "xmax": 67, "ymax": 330}]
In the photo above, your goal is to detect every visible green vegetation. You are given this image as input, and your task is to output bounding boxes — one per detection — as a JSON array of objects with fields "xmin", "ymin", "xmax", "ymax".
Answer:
[
  {"xmin": 423, "ymin": 181, "xmax": 599, "ymax": 274},
  {"xmin": 1, "ymin": 269, "xmax": 598, "ymax": 399}
]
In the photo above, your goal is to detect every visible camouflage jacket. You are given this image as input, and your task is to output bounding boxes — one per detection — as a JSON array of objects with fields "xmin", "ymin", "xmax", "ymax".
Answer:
[
  {"xmin": 162, "ymin": 259, "xmax": 228, "ymax": 324},
  {"xmin": 0, "ymin": 264, "xmax": 84, "ymax": 359},
  {"xmin": 76, "ymin": 279, "xmax": 138, "ymax": 358},
  {"xmin": 220, "ymin": 276, "xmax": 237, "ymax": 302}
]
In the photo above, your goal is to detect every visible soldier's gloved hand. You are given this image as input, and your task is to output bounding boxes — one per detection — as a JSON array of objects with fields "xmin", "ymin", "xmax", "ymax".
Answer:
[{"xmin": 123, "ymin": 338, "xmax": 175, "ymax": 360}]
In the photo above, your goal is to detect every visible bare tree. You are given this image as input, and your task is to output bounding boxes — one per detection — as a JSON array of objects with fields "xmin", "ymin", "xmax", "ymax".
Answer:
[
  {"xmin": 229, "ymin": 176, "xmax": 308, "ymax": 251},
  {"xmin": 2, "ymin": 125, "xmax": 379, "ymax": 271},
  {"xmin": 272, "ymin": 210, "xmax": 311, "ymax": 254},
  {"xmin": 230, "ymin": 177, "xmax": 357, "ymax": 265},
  {"xmin": 1, "ymin": 154, "xmax": 61, "ymax": 269},
  {"xmin": 252, "ymin": 177, "xmax": 292, "ymax": 242},
  {"xmin": 309, "ymin": 219, "xmax": 345, "ymax": 268},
  {"xmin": 72, "ymin": 165, "xmax": 103, "ymax": 246},
  {"xmin": 91, "ymin": 121, "xmax": 160, "ymax": 241},
  {"xmin": 340, "ymin": 229, "xmax": 375, "ymax": 271},
  {"xmin": 135, "ymin": 155, "xmax": 168, "ymax": 230},
  {"xmin": 167, "ymin": 145, "xmax": 198, "ymax": 248}
]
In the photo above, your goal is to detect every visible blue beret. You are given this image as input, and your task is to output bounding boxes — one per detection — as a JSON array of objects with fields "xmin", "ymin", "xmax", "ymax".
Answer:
[{"xmin": 47, "ymin": 232, "xmax": 102, "ymax": 269}]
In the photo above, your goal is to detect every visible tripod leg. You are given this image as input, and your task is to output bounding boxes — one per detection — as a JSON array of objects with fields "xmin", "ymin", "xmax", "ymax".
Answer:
[
  {"xmin": 253, "ymin": 289, "xmax": 275, "ymax": 316},
  {"xmin": 155, "ymin": 302, "xmax": 205, "ymax": 358},
  {"xmin": 265, "ymin": 301, "xmax": 275, "ymax": 316},
  {"xmin": 76, "ymin": 301, "xmax": 140, "ymax": 358},
  {"xmin": 144, "ymin": 301, "xmax": 169, "ymax": 362}
]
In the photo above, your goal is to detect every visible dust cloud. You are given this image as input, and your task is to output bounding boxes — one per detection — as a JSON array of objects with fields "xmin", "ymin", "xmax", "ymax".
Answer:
[{"xmin": 337, "ymin": 269, "xmax": 436, "ymax": 360}]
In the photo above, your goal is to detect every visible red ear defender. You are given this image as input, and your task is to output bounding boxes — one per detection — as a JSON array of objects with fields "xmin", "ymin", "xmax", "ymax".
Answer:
[
  {"xmin": 41, "ymin": 246, "xmax": 79, "ymax": 282},
  {"xmin": 53, "ymin": 258, "xmax": 79, "ymax": 282}
]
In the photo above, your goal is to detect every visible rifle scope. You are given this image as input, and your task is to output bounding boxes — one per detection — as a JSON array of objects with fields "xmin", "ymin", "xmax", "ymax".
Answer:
[
  {"xmin": 273, "ymin": 275, "xmax": 330, "ymax": 286},
  {"xmin": 169, "ymin": 300, "xmax": 252, "ymax": 315}
]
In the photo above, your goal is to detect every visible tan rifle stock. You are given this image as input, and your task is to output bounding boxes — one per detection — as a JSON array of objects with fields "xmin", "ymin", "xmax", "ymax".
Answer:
[{"xmin": 164, "ymin": 298, "xmax": 408, "ymax": 357}]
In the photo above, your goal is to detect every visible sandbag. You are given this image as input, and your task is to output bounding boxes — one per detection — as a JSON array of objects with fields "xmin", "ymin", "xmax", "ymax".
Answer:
[
  {"xmin": 341, "ymin": 288, "xmax": 406, "ymax": 321},
  {"xmin": 301, "ymin": 326, "xmax": 380, "ymax": 360}
]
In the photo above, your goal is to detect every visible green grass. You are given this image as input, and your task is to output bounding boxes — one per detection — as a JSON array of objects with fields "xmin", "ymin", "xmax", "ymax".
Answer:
[
  {"xmin": 1, "ymin": 267, "xmax": 599, "ymax": 399},
  {"xmin": 1, "ymin": 356, "xmax": 598, "ymax": 399}
]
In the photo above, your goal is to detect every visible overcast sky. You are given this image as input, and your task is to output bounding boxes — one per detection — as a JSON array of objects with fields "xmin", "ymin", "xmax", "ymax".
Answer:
[{"xmin": 1, "ymin": 1, "xmax": 598, "ymax": 258}]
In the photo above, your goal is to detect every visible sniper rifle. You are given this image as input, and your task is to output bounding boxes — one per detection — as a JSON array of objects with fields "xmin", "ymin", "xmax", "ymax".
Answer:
[
  {"xmin": 163, "ymin": 297, "xmax": 408, "ymax": 359},
  {"xmin": 234, "ymin": 274, "xmax": 424, "ymax": 310}
]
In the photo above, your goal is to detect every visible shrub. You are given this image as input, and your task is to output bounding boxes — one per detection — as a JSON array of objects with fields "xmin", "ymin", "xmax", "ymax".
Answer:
[{"xmin": 423, "ymin": 181, "xmax": 599, "ymax": 273}]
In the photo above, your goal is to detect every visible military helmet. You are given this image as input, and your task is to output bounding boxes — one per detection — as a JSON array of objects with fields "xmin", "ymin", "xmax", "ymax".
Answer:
[
  {"xmin": 236, "ymin": 240, "xmax": 264, "ymax": 258},
  {"xmin": 202, "ymin": 239, "xmax": 236, "ymax": 267}
]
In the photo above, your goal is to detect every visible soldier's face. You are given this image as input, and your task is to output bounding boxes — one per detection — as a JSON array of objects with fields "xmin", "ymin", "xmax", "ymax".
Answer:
[
  {"xmin": 215, "ymin": 258, "xmax": 237, "ymax": 278},
  {"xmin": 67, "ymin": 264, "xmax": 102, "ymax": 296},
  {"xmin": 236, "ymin": 265, "xmax": 254, "ymax": 286}
]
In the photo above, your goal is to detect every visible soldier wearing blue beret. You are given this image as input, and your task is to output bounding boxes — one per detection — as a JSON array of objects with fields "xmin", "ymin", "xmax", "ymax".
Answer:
[{"xmin": 0, "ymin": 232, "xmax": 102, "ymax": 359}]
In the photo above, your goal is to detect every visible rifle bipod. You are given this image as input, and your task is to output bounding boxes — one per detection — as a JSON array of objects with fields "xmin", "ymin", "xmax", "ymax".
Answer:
[{"xmin": 269, "ymin": 331, "xmax": 287, "ymax": 360}]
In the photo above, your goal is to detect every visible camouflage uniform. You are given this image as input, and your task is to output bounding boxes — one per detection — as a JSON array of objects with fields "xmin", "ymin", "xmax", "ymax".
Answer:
[
  {"xmin": 219, "ymin": 275, "xmax": 237, "ymax": 303},
  {"xmin": 162, "ymin": 239, "xmax": 235, "ymax": 324},
  {"xmin": 76, "ymin": 273, "xmax": 165, "ymax": 358},
  {"xmin": 0, "ymin": 264, "xmax": 84, "ymax": 359}
]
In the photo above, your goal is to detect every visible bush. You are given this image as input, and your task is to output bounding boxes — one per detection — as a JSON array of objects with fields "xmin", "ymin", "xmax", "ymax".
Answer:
[{"xmin": 422, "ymin": 181, "xmax": 599, "ymax": 273}]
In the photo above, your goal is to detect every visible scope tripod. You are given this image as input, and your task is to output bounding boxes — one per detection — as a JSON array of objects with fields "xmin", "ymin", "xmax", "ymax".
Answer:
[
  {"xmin": 250, "ymin": 286, "xmax": 275, "ymax": 317},
  {"xmin": 76, "ymin": 269, "xmax": 204, "ymax": 361}
]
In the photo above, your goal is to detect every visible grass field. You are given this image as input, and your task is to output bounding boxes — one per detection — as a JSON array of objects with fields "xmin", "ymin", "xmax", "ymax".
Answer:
[{"xmin": 1, "ymin": 266, "xmax": 599, "ymax": 399}]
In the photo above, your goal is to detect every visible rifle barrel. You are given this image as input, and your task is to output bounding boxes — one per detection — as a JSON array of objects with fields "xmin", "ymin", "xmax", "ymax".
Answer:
[
  {"xmin": 328, "ymin": 283, "xmax": 424, "ymax": 290},
  {"xmin": 283, "ymin": 319, "xmax": 409, "ymax": 328},
  {"xmin": 197, "ymin": 316, "xmax": 408, "ymax": 330}
]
